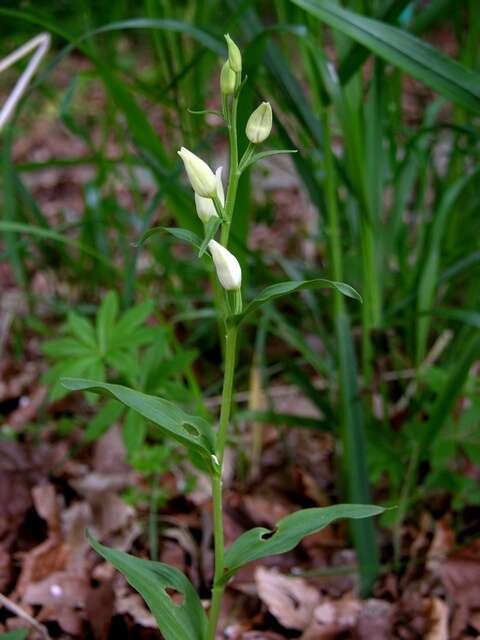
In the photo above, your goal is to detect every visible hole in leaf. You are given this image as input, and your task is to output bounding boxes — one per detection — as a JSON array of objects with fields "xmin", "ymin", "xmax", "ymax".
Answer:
[
  {"xmin": 260, "ymin": 529, "xmax": 276, "ymax": 541},
  {"xmin": 182, "ymin": 421, "xmax": 200, "ymax": 437},
  {"xmin": 164, "ymin": 587, "xmax": 184, "ymax": 606}
]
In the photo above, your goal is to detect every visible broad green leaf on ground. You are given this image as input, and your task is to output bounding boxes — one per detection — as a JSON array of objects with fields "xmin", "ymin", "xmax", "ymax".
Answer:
[
  {"xmin": 0, "ymin": 629, "xmax": 28, "ymax": 640},
  {"xmin": 0, "ymin": 631, "xmax": 28, "ymax": 640},
  {"xmin": 96, "ymin": 291, "xmax": 119, "ymax": 354},
  {"xmin": 221, "ymin": 504, "xmax": 384, "ymax": 583},
  {"xmin": 88, "ymin": 533, "xmax": 207, "ymax": 640},
  {"xmin": 236, "ymin": 279, "xmax": 361, "ymax": 324},
  {"xmin": 61, "ymin": 379, "xmax": 215, "ymax": 458},
  {"xmin": 291, "ymin": 0, "xmax": 480, "ymax": 113}
]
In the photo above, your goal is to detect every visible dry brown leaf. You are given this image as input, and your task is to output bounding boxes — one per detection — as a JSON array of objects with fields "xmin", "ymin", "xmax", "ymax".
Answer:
[
  {"xmin": 115, "ymin": 586, "xmax": 156, "ymax": 628},
  {"xmin": 240, "ymin": 632, "xmax": 285, "ymax": 640},
  {"xmin": 355, "ymin": 598, "xmax": 395, "ymax": 639},
  {"xmin": 8, "ymin": 386, "xmax": 47, "ymax": 428},
  {"xmin": 254, "ymin": 566, "xmax": 319, "ymax": 631},
  {"xmin": 427, "ymin": 517, "xmax": 455, "ymax": 573},
  {"xmin": 0, "ymin": 544, "xmax": 12, "ymax": 591},
  {"xmin": 85, "ymin": 580, "xmax": 115, "ymax": 640},
  {"xmin": 70, "ymin": 472, "xmax": 134, "ymax": 497},
  {"xmin": 425, "ymin": 597, "xmax": 449, "ymax": 640},
  {"xmin": 32, "ymin": 484, "xmax": 61, "ymax": 533},
  {"xmin": 301, "ymin": 593, "xmax": 361, "ymax": 640},
  {"xmin": 0, "ymin": 442, "xmax": 51, "ymax": 537},
  {"xmin": 244, "ymin": 494, "xmax": 293, "ymax": 529},
  {"xmin": 22, "ymin": 572, "xmax": 89, "ymax": 634}
]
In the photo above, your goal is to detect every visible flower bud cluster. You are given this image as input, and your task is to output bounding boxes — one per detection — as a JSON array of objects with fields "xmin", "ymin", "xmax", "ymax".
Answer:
[{"xmin": 176, "ymin": 35, "xmax": 277, "ymax": 296}]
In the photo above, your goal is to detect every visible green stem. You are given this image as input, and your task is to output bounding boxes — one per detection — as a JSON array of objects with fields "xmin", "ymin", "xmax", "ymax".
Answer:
[
  {"xmin": 207, "ymin": 474, "xmax": 226, "ymax": 639},
  {"xmin": 360, "ymin": 218, "xmax": 380, "ymax": 380},
  {"xmin": 221, "ymin": 95, "xmax": 239, "ymax": 247},
  {"xmin": 216, "ymin": 325, "xmax": 238, "ymax": 465},
  {"xmin": 207, "ymin": 323, "xmax": 238, "ymax": 639}
]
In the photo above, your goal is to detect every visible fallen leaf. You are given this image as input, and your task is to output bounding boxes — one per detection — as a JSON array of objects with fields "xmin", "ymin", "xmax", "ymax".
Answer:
[
  {"xmin": 115, "ymin": 586, "xmax": 156, "ymax": 628},
  {"xmin": 425, "ymin": 597, "xmax": 449, "ymax": 640},
  {"xmin": 85, "ymin": 580, "xmax": 115, "ymax": 640},
  {"xmin": 300, "ymin": 593, "xmax": 361, "ymax": 639},
  {"xmin": 254, "ymin": 566, "xmax": 319, "ymax": 631},
  {"xmin": 356, "ymin": 598, "xmax": 395, "ymax": 639}
]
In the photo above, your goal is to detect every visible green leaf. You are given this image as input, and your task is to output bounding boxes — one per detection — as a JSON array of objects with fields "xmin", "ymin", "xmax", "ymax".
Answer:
[
  {"xmin": 222, "ymin": 504, "xmax": 384, "ymax": 583},
  {"xmin": 111, "ymin": 300, "xmax": 155, "ymax": 346},
  {"xmin": 198, "ymin": 217, "xmax": 221, "ymax": 257},
  {"xmin": 0, "ymin": 221, "xmax": 116, "ymax": 271},
  {"xmin": 418, "ymin": 332, "xmax": 480, "ymax": 457},
  {"xmin": 336, "ymin": 313, "xmax": 379, "ymax": 595},
  {"xmin": 61, "ymin": 379, "xmax": 215, "ymax": 459},
  {"xmin": 67, "ymin": 312, "xmax": 97, "ymax": 349},
  {"xmin": 0, "ymin": 631, "xmax": 28, "ymax": 640},
  {"xmin": 291, "ymin": 0, "xmax": 480, "ymax": 113},
  {"xmin": 240, "ymin": 149, "xmax": 297, "ymax": 172},
  {"xmin": 96, "ymin": 291, "xmax": 119, "ymax": 354},
  {"xmin": 44, "ymin": 356, "xmax": 102, "ymax": 401},
  {"xmin": 105, "ymin": 349, "xmax": 140, "ymax": 380},
  {"xmin": 85, "ymin": 399, "xmax": 124, "ymax": 442},
  {"xmin": 135, "ymin": 225, "xmax": 167, "ymax": 247},
  {"xmin": 88, "ymin": 533, "xmax": 208, "ymax": 640},
  {"xmin": 123, "ymin": 409, "xmax": 147, "ymax": 453},
  {"xmin": 416, "ymin": 170, "xmax": 479, "ymax": 364},
  {"xmin": 237, "ymin": 279, "xmax": 361, "ymax": 323},
  {"xmin": 164, "ymin": 227, "xmax": 203, "ymax": 251},
  {"xmin": 42, "ymin": 337, "xmax": 91, "ymax": 358}
]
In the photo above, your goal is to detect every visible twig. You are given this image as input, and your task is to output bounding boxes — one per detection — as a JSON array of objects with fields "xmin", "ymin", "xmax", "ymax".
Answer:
[{"xmin": 0, "ymin": 592, "xmax": 52, "ymax": 639}]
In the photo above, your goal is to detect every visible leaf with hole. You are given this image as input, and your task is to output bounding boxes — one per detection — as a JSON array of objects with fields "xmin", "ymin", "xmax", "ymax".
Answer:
[
  {"xmin": 88, "ymin": 533, "xmax": 208, "ymax": 640},
  {"xmin": 221, "ymin": 504, "xmax": 384, "ymax": 584},
  {"xmin": 61, "ymin": 379, "xmax": 215, "ymax": 460}
]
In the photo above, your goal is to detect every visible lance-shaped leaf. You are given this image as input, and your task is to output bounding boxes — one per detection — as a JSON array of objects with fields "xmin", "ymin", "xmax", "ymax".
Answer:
[
  {"xmin": 88, "ymin": 533, "xmax": 207, "ymax": 640},
  {"xmin": 62, "ymin": 379, "xmax": 215, "ymax": 458},
  {"xmin": 136, "ymin": 226, "xmax": 203, "ymax": 251},
  {"xmin": 221, "ymin": 504, "xmax": 384, "ymax": 584},
  {"xmin": 239, "ymin": 149, "xmax": 298, "ymax": 173},
  {"xmin": 235, "ymin": 279, "xmax": 361, "ymax": 324}
]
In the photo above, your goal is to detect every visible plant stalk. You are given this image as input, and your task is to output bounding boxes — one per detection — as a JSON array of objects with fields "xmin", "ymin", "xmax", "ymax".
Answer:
[
  {"xmin": 221, "ymin": 93, "xmax": 239, "ymax": 247},
  {"xmin": 207, "ymin": 323, "xmax": 238, "ymax": 639}
]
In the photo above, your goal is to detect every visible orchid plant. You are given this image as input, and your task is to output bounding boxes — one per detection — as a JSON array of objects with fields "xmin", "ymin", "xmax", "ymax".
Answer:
[{"xmin": 62, "ymin": 35, "xmax": 383, "ymax": 640}]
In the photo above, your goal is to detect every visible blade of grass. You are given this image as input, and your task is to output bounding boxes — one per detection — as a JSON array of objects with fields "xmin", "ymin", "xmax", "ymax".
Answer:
[{"xmin": 291, "ymin": 0, "xmax": 480, "ymax": 113}]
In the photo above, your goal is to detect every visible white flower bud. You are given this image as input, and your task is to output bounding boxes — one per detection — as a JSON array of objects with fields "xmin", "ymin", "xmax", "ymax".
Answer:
[
  {"xmin": 224, "ymin": 34, "xmax": 242, "ymax": 73},
  {"xmin": 195, "ymin": 167, "xmax": 225, "ymax": 223},
  {"xmin": 208, "ymin": 240, "xmax": 242, "ymax": 291},
  {"xmin": 220, "ymin": 60, "xmax": 236, "ymax": 95},
  {"xmin": 246, "ymin": 102, "xmax": 272, "ymax": 144},
  {"xmin": 177, "ymin": 147, "xmax": 217, "ymax": 197}
]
